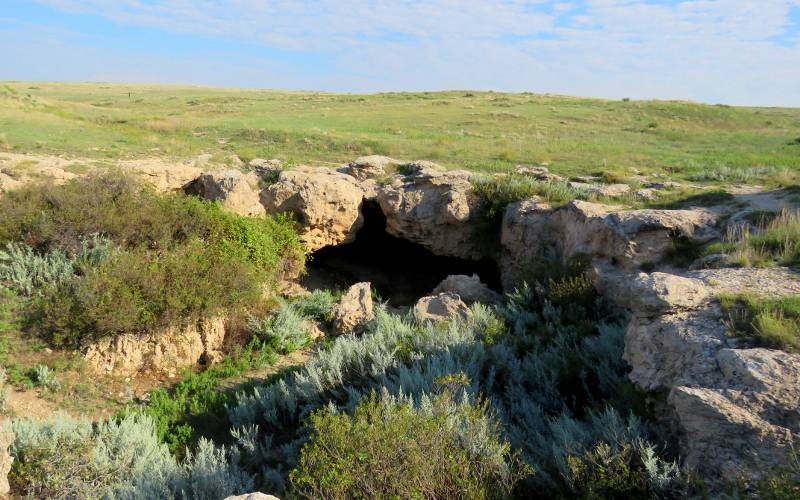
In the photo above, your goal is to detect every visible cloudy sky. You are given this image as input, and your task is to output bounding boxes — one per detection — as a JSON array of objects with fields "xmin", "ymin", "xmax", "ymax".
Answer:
[{"xmin": 3, "ymin": 0, "xmax": 799, "ymax": 106}]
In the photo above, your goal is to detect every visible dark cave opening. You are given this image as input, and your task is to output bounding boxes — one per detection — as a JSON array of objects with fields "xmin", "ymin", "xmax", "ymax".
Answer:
[{"xmin": 302, "ymin": 201, "xmax": 502, "ymax": 307}]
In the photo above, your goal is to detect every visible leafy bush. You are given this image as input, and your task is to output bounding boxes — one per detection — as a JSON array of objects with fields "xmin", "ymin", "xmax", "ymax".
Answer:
[
  {"xmin": 290, "ymin": 391, "xmax": 529, "ymax": 499},
  {"xmin": 291, "ymin": 289, "xmax": 339, "ymax": 322},
  {"xmin": 719, "ymin": 293, "xmax": 800, "ymax": 352},
  {"xmin": 30, "ymin": 238, "xmax": 265, "ymax": 346},
  {"xmin": 247, "ymin": 299, "xmax": 311, "ymax": 354},
  {"xmin": 0, "ymin": 235, "xmax": 113, "ymax": 296},
  {"xmin": 8, "ymin": 413, "xmax": 255, "ymax": 499},
  {"xmin": 33, "ymin": 364, "xmax": 60, "ymax": 392}
]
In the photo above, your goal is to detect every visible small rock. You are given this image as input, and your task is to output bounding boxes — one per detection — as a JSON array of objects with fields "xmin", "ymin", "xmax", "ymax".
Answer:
[
  {"xmin": 330, "ymin": 282, "xmax": 374, "ymax": 334},
  {"xmin": 224, "ymin": 494, "xmax": 280, "ymax": 500},
  {"xmin": 413, "ymin": 293, "xmax": 469, "ymax": 322},
  {"xmin": 432, "ymin": 274, "xmax": 501, "ymax": 305}
]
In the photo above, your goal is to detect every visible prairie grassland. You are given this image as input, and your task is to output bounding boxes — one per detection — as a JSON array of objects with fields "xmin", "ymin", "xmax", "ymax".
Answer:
[{"xmin": 1, "ymin": 82, "xmax": 799, "ymax": 185}]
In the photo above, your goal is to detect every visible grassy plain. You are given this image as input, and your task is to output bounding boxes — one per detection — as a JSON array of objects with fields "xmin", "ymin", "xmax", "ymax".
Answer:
[{"xmin": 1, "ymin": 82, "xmax": 799, "ymax": 184}]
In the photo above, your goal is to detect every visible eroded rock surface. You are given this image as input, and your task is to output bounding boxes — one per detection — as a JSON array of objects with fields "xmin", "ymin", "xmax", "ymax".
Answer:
[
  {"xmin": 83, "ymin": 316, "xmax": 227, "ymax": 377},
  {"xmin": 377, "ymin": 164, "xmax": 485, "ymax": 260},
  {"xmin": 620, "ymin": 267, "xmax": 800, "ymax": 482},
  {"xmin": 413, "ymin": 292, "xmax": 469, "ymax": 322},
  {"xmin": 186, "ymin": 170, "xmax": 264, "ymax": 216},
  {"xmin": 330, "ymin": 282, "xmax": 374, "ymax": 334},
  {"xmin": 262, "ymin": 167, "xmax": 365, "ymax": 251},
  {"xmin": 339, "ymin": 155, "xmax": 400, "ymax": 181},
  {"xmin": 0, "ymin": 428, "xmax": 12, "ymax": 495},
  {"xmin": 501, "ymin": 199, "xmax": 719, "ymax": 289},
  {"xmin": 432, "ymin": 274, "xmax": 500, "ymax": 305}
]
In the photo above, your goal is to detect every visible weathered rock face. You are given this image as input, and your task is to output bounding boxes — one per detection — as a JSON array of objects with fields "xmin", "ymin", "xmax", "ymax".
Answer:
[
  {"xmin": 500, "ymin": 199, "xmax": 719, "ymax": 290},
  {"xmin": 186, "ymin": 170, "xmax": 264, "ymax": 216},
  {"xmin": 339, "ymin": 155, "xmax": 400, "ymax": 181},
  {"xmin": 377, "ymin": 164, "xmax": 485, "ymax": 260},
  {"xmin": 224, "ymin": 493, "xmax": 280, "ymax": 500},
  {"xmin": 262, "ymin": 167, "xmax": 365, "ymax": 252},
  {"xmin": 432, "ymin": 274, "xmax": 500, "ymax": 305},
  {"xmin": 83, "ymin": 316, "xmax": 227, "ymax": 377},
  {"xmin": 330, "ymin": 282, "xmax": 374, "ymax": 334},
  {"xmin": 621, "ymin": 267, "xmax": 800, "ymax": 482},
  {"xmin": 120, "ymin": 159, "xmax": 203, "ymax": 192},
  {"xmin": 0, "ymin": 429, "xmax": 13, "ymax": 495},
  {"xmin": 413, "ymin": 292, "xmax": 469, "ymax": 322}
]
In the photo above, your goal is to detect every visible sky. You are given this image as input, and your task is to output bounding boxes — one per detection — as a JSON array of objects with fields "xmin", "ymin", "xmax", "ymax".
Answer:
[{"xmin": 2, "ymin": 0, "xmax": 800, "ymax": 106}]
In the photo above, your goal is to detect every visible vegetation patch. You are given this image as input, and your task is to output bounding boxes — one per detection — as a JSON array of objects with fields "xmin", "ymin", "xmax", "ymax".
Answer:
[
  {"xmin": 719, "ymin": 293, "xmax": 800, "ymax": 352},
  {"xmin": 708, "ymin": 209, "xmax": 800, "ymax": 268}
]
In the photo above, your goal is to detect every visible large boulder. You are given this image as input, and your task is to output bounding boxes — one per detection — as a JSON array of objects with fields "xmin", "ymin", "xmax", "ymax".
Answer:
[
  {"xmin": 185, "ymin": 170, "xmax": 264, "ymax": 216},
  {"xmin": 622, "ymin": 267, "xmax": 800, "ymax": 482},
  {"xmin": 413, "ymin": 292, "xmax": 469, "ymax": 323},
  {"xmin": 431, "ymin": 274, "xmax": 500, "ymax": 305},
  {"xmin": 262, "ymin": 167, "xmax": 365, "ymax": 251},
  {"xmin": 330, "ymin": 282, "xmax": 374, "ymax": 334},
  {"xmin": 83, "ymin": 316, "xmax": 227, "ymax": 377},
  {"xmin": 377, "ymin": 164, "xmax": 485, "ymax": 259}
]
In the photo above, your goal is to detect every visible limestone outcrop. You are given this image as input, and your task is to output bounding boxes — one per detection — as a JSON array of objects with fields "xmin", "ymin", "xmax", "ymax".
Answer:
[
  {"xmin": 431, "ymin": 274, "xmax": 500, "ymax": 305},
  {"xmin": 330, "ymin": 282, "xmax": 374, "ymax": 334},
  {"xmin": 339, "ymin": 155, "xmax": 400, "ymax": 181},
  {"xmin": 620, "ymin": 267, "xmax": 800, "ymax": 482},
  {"xmin": 83, "ymin": 316, "xmax": 227, "ymax": 377},
  {"xmin": 500, "ymin": 199, "xmax": 719, "ymax": 289},
  {"xmin": 119, "ymin": 159, "xmax": 203, "ymax": 192},
  {"xmin": 377, "ymin": 163, "xmax": 485, "ymax": 260},
  {"xmin": 185, "ymin": 170, "xmax": 264, "ymax": 216},
  {"xmin": 413, "ymin": 292, "xmax": 469, "ymax": 322},
  {"xmin": 261, "ymin": 167, "xmax": 365, "ymax": 251}
]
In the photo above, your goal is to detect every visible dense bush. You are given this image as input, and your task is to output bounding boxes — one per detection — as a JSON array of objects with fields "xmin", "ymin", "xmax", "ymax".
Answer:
[
  {"xmin": 291, "ymin": 392, "xmax": 529, "ymax": 499},
  {"xmin": 247, "ymin": 299, "xmax": 312, "ymax": 354},
  {"xmin": 29, "ymin": 238, "xmax": 265, "ymax": 346},
  {"xmin": 8, "ymin": 413, "xmax": 255, "ymax": 499},
  {"xmin": 0, "ymin": 173, "xmax": 305, "ymax": 345},
  {"xmin": 224, "ymin": 275, "xmax": 681, "ymax": 497}
]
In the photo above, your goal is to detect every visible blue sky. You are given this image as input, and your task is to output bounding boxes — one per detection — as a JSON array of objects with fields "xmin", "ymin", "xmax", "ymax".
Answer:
[{"xmin": 3, "ymin": 0, "xmax": 800, "ymax": 106}]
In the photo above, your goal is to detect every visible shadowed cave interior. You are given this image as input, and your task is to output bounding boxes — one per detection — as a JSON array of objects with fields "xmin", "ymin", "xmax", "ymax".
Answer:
[{"xmin": 302, "ymin": 201, "xmax": 501, "ymax": 307}]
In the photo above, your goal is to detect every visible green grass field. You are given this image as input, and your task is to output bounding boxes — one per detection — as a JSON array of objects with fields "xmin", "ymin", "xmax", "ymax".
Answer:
[{"xmin": 1, "ymin": 82, "xmax": 799, "ymax": 184}]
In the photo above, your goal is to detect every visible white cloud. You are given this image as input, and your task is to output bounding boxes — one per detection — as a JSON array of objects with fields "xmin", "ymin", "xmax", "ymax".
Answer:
[{"xmin": 14, "ymin": 0, "xmax": 800, "ymax": 105}]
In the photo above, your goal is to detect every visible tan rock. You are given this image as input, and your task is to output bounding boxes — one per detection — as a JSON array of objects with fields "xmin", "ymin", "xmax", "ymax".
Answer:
[
  {"xmin": 186, "ymin": 170, "xmax": 264, "ymax": 216},
  {"xmin": 330, "ymin": 282, "xmax": 374, "ymax": 334},
  {"xmin": 0, "ymin": 429, "xmax": 12, "ymax": 495},
  {"xmin": 262, "ymin": 167, "xmax": 365, "ymax": 251},
  {"xmin": 413, "ymin": 293, "xmax": 469, "ymax": 322},
  {"xmin": 83, "ymin": 316, "xmax": 227, "ymax": 376},
  {"xmin": 340, "ymin": 155, "xmax": 401, "ymax": 180},
  {"xmin": 432, "ymin": 274, "xmax": 500, "ymax": 305},
  {"xmin": 224, "ymin": 494, "xmax": 280, "ymax": 500},
  {"xmin": 499, "ymin": 198, "xmax": 554, "ymax": 290},
  {"xmin": 377, "ymin": 168, "xmax": 484, "ymax": 259},
  {"xmin": 120, "ymin": 159, "xmax": 203, "ymax": 192}
]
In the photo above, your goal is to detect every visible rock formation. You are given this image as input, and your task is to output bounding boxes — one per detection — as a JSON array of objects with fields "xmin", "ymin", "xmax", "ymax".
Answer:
[
  {"xmin": 376, "ymin": 162, "xmax": 486, "ymax": 260},
  {"xmin": 261, "ymin": 167, "xmax": 366, "ymax": 251},
  {"xmin": 83, "ymin": 316, "xmax": 227, "ymax": 377},
  {"xmin": 413, "ymin": 292, "xmax": 469, "ymax": 322},
  {"xmin": 431, "ymin": 274, "xmax": 500, "ymax": 305},
  {"xmin": 619, "ymin": 267, "xmax": 800, "ymax": 483},
  {"xmin": 0, "ymin": 429, "xmax": 12, "ymax": 495},
  {"xmin": 330, "ymin": 282, "xmax": 374, "ymax": 334},
  {"xmin": 185, "ymin": 170, "xmax": 264, "ymax": 217}
]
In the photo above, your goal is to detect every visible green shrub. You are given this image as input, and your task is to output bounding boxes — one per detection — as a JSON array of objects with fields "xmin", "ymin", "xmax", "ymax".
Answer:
[
  {"xmin": 30, "ymin": 239, "xmax": 264, "ymax": 346},
  {"xmin": 719, "ymin": 293, "xmax": 800, "ymax": 352},
  {"xmin": 33, "ymin": 364, "xmax": 60, "ymax": 392},
  {"xmin": 0, "ymin": 235, "xmax": 113, "ymax": 296},
  {"xmin": 290, "ymin": 392, "xmax": 529, "ymax": 499},
  {"xmin": 291, "ymin": 289, "xmax": 339, "ymax": 322},
  {"xmin": 247, "ymin": 299, "xmax": 311, "ymax": 354}
]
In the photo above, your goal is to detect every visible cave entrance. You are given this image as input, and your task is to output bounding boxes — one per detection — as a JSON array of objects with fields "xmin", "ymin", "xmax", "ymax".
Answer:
[{"xmin": 302, "ymin": 201, "xmax": 501, "ymax": 307}]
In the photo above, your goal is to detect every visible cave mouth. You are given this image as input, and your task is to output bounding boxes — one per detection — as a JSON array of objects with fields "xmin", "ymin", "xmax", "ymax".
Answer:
[{"xmin": 302, "ymin": 201, "xmax": 502, "ymax": 307}]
